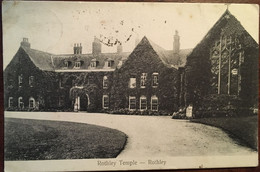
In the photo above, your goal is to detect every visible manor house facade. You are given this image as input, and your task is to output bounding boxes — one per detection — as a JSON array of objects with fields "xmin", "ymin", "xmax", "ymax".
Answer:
[{"xmin": 4, "ymin": 10, "xmax": 258, "ymax": 115}]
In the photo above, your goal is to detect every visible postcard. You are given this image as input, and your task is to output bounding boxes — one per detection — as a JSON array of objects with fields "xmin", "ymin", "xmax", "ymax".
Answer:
[{"xmin": 3, "ymin": 1, "xmax": 259, "ymax": 171}]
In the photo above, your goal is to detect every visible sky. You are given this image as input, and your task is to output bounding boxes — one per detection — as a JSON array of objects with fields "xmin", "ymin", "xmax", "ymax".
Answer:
[{"xmin": 2, "ymin": 1, "xmax": 259, "ymax": 69}]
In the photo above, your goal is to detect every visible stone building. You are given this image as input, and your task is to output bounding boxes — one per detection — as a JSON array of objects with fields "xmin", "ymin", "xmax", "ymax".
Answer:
[
  {"xmin": 184, "ymin": 9, "xmax": 258, "ymax": 116},
  {"xmin": 5, "ymin": 9, "xmax": 257, "ymax": 116},
  {"xmin": 4, "ymin": 32, "xmax": 189, "ymax": 113}
]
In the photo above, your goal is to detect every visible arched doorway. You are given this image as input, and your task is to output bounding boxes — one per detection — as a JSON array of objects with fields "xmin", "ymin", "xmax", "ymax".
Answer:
[{"xmin": 80, "ymin": 94, "xmax": 90, "ymax": 111}]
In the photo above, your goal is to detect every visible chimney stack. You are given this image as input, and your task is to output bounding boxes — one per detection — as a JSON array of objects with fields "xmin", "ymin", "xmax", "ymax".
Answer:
[
  {"xmin": 173, "ymin": 30, "xmax": 180, "ymax": 54},
  {"xmin": 117, "ymin": 43, "xmax": 123, "ymax": 53},
  {"xmin": 20, "ymin": 38, "xmax": 31, "ymax": 48},
  {"xmin": 73, "ymin": 43, "xmax": 82, "ymax": 54},
  {"xmin": 92, "ymin": 37, "xmax": 102, "ymax": 55}
]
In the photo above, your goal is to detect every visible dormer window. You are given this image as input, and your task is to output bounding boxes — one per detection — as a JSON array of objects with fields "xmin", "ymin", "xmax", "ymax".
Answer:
[
  {"xmin": 105, "ymin": 59, "xmax": 114, "ymax": 68},
  {"xmin": 91, "ymin": 61, "xmax": 96, "ymax": 67},
  {"xmin": 64, "ymin": 61, "xmax": 69, "ymax": 68},
  {"xmin": 90, "ymin": 59, "xmax": 99, "ymax": 68},
  {"xmin": 75, "ymin": 61, "xmax": 81, "ymax": 68}
]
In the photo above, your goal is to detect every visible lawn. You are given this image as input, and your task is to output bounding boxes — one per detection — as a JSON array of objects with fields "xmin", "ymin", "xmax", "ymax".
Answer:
[
  {"xmin": 190, "ymin": 115, "xmax": 258, "ymax": 151},
  {"xmin": 4, "ymin": 118, "xmax": 127, "ymax": 160}
]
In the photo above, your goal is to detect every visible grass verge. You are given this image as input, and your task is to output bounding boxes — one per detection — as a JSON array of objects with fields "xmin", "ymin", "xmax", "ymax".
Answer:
[
  {"xmin": 190, "ymin": 115, "xmax": 258, "ymax": 151},
  {"xmin": 5, "ymin": 118, "xmax": 127, "ymax": 160}
]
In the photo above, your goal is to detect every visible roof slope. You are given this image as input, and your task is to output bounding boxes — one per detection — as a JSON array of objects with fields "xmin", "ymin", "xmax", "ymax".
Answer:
[
  {"xmin": 136, "ymin": 37, "xmax": 192, "ymax": 67},
  {"xmin": 189, "ymin": 9, "xmax": 258, "ymax": 58},
  {"xmin": 15, "ymin": 37, "xmax": 191, "ymax": 72},
  {"xmin": 52, "ymin": 52, "xmax": 130, "ymax": 71},
  {"xmin": 22, "ymin": 46, "xmax": 54, "ymax": 71}
]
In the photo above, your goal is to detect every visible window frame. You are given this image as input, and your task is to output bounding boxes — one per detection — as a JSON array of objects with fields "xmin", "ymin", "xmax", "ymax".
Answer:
[
  {"xmin": 129, "ymin": 96, "xmax": 136, "ymax": 110},
  {"xmin": 140, "ymin": 96, "xmax": 147, "ymax": 111},
  {"xmin": 102, "ymin": 95, "xmax": 109, "ymax": 109},
  {"xmin": 29, "ymin": 76, "xmax": 34, "ymax": 87},
  {"xmin": 29, "ymin": 97, "xmax": 36, "ymax": 109},
  {"xmin": 8, "ymin": 97, "xmax": 13, "ymax": 108},
  {"xmin": 90, "ymin": 61, "xmax": 97, "ymax": 68},
  {"xmin": 129, "ymin": 77, "xmax": 136, "ymax": 88},
  {"xmin": 18, "ymin": 97, "xmax": 24, "ymax": 109},
  {"xmin": 152, "ymin": 72, "xmax": 159, "ymax": 88},
  {"xmin": 103, "ymin": 76, "xmax": 108, "ymax": 89},
  {"xmin": 140, "ymin": 73, "xmax": 147, "ymax": 88},
  {"xmin": 64, "ymin": 61, "xmax": 69, "ymax": 68},
  {"xmin": 75, "ymin": 61, "xmax": 81, "ymax": 68},
  {"xmin": 18, "ymin": 74, "xmax": 23, "ymax": 87},
  {"xmin": 151, "ymin": 95, "xmax": 158, "ymax": 111}
]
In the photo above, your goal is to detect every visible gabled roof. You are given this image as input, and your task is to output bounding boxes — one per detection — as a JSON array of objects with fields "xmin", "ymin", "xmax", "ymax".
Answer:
[
  {"xmin": 14, "ymin": 36, "xmax": 191, "ymax": 72},
  {"xmin": 21, "ymin": 46, "xmax": 54, "ymax": 71},
  {"xmin": 189, "ymin": 9, "xmax": 258, "ymax": 58},
  {"xmin": 134, "ymin": 36, "xmax": 192, "ymax": 67}
]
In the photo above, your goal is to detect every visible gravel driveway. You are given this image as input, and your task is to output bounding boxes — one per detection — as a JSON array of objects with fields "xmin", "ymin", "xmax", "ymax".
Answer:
[{"xmin": 5, "ymin": 111, "xmax": 256, "ymax": 157}]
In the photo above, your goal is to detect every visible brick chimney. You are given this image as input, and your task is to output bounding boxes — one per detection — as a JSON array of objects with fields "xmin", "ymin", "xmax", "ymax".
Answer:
[
  {"xmin": 20, "ymin": 38, "xmax": 30, "ymax": 48},
  {"xmin": 73, "ymin": 43, "xmax": 82, "ymax": 54},
  {"xmin": 173, "ymin": 30, "xmax": 180, "ymax": 54},
  {"xmin": 92, "ymin": 37, "xmax": 101, "ymax": 55}
]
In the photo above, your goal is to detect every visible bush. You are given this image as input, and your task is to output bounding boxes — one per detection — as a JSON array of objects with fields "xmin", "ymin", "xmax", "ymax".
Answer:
[{"xmin": 108, "ymin": 108, "xmax": 170, "ymax": 116}]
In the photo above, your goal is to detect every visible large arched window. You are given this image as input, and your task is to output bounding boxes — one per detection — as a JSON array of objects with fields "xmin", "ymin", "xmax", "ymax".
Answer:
[{"xmin": 29, "ymin": 97, "xmax": 35, "ymax": 108}]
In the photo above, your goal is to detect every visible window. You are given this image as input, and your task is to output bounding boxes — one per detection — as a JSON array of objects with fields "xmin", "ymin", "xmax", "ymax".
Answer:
[
  {"xmin": 29, "ymin": 76, "xmax": 34, "ymax": 87},
  {"xmin": 140, "ymin": 96, "xmax": 147, "ymax": 110},
  {"xmin": 18, "ymin": 74, "xmax": 23, "ymax": 87},
  {"xmin": 8, "ymin": 78, "xmax": 14, "ymax": 88},
  {"xmin": 64, "ymin": 61, "xmax": 69, "ymax": 68},
  {"xmin": 90, "ymin": 59, "xmax": 97, "ymax": 68},
  {"xmin": 140, "ymin": 73, "xmax": 147, "ymax": 88},
  {"xmin": 75, "ymin": 61, "xmax": 81, "ymax": 68},
  {"xmin": 107, "ymin": 61, "xmax": 112, "ymax": 67},
  {"xmin": 152, "ymin": 73, "xmax": 159, "ymax": 87},
  {"xmin": 18, "ymin": 97, "xmax": 24, "ymax": 109},
  {"xmin": 129, "ymin": 96, "xmax": 136, "ymax": 110},
  {"xmin": 88, "ymin": 76, "xmax": 94, "ymax": 84},
  {"xmin": 105, "ymin": 60, "xmax": 114, "ymax": 68},
  {"xmin": 129, "ymin": 76, "xmax": 136, "ymax": 88},
  {"xmin": 29, "ymin": 97, "xmax": 35, "ymax": 108},
  {"xmin": 151, "ymin": 95, "xmax": 158, "ymax": 111},
  {"xmin": 8, "ymin": 97, "xmax": 13, "ymax": 108},
  {"xmin": 103, "ymin": 95, "xmax": 109, "ymax": 109},
  {"xmin": 103, "ymin": 76, "xmax": 108, "ymax": 89}
]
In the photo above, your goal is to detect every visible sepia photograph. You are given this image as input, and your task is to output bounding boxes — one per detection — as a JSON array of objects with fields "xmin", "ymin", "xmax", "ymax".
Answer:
[{"xmin": 2, "ymin": 1, "xmax": 259, "ymax": 171}]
